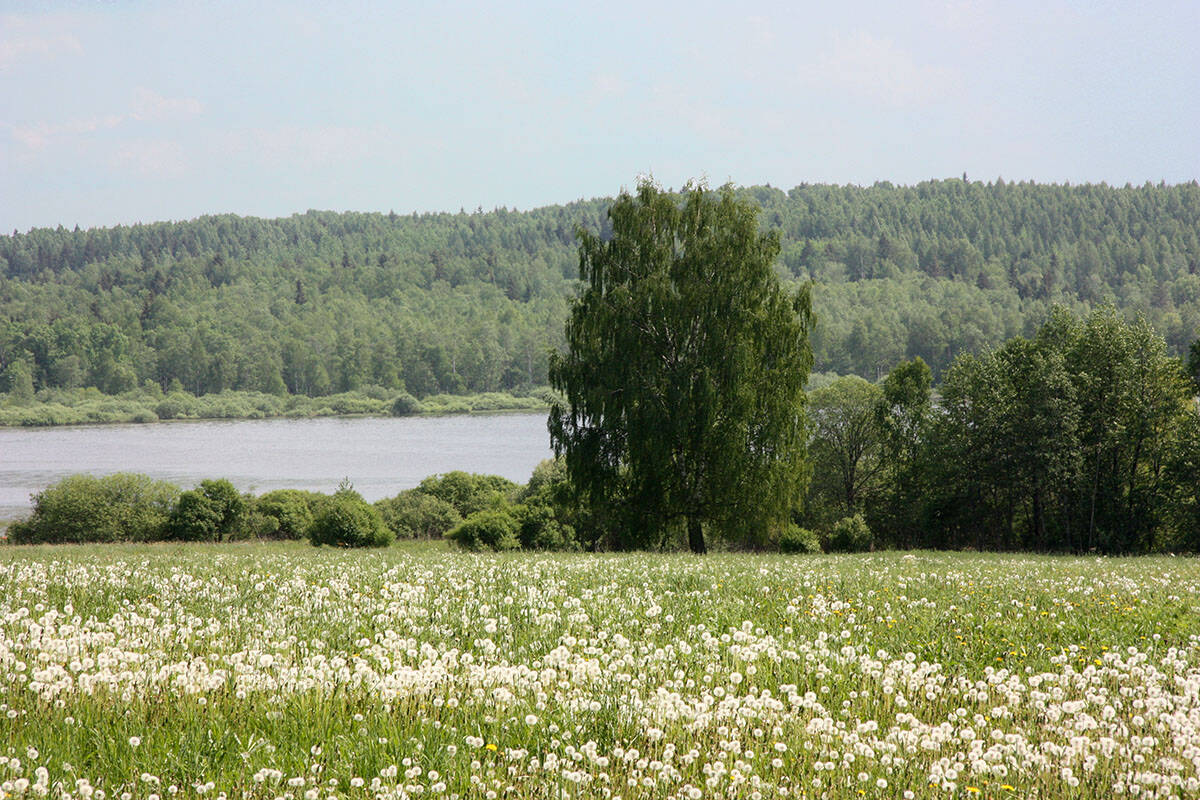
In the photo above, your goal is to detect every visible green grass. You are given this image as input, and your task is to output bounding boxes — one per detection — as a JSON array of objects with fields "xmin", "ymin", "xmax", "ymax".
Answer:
[{"xmin": 1, "ymin": 546, "xmax": 1198, "ymax": 798}]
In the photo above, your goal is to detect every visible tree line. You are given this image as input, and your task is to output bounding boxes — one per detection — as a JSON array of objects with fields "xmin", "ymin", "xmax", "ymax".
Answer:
[
  {"xmin": 3, "ymin": 180, "xmax": 1200, "ymax": 402},
  {"xmin": 805, "ymin": 307, "xmax": 1200, "ymax": 554}
]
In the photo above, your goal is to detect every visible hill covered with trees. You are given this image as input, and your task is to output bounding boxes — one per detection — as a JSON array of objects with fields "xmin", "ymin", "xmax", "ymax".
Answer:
[{"xmin": 2, "ymin": 179, "xmax": 1198, "ymax": 403}]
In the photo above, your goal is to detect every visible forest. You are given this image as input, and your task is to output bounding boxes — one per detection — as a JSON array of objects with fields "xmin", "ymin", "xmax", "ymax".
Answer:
[{"xmin": 2, "ymin": 179, "xmax": 1199, "ymax": 404}]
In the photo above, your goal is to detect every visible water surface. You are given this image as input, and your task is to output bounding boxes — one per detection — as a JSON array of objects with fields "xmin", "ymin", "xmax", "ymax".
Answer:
[{"xmin": 0, "ymin": 413, "xmax": 552, "ymax": 520}]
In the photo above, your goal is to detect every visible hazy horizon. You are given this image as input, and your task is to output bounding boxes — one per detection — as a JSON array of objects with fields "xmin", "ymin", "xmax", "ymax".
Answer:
[{"xmin": 4, "ymin": 0, "xmax": 1198, "ymax": 233}]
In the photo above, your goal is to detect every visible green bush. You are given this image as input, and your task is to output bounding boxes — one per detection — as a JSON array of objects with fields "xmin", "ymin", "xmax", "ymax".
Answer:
[
  {"xmin": 389, "ymin": 392, "xmax": 423, "ymax": 416},
  {"xmin": 512, "ymin": 501, "xmax": 577, "ymax": 550},
  {"xmin": 307, "ymin": 488, "xmax": 393, "ymax": 548},
  {"xmin": 417, "ymin": 471, "xmax": 517, "ymax": 517},
  {"xmin": 516, "ymin": 458, "xmax": 568, "ymax": 502},
  {"xmin": 447, "ymin": 507, "xmax": 521, "ymax": 551},
  {"xmin": 375, "ymin": 490, "xmax": 461, "ymax": 538},
  {"xmin": 829, "ymin": 514, "xmax": 873, "ymax": 553},
  {"xmin": 7, "ymin": 473, "xmax": 180, "ymax": 544},
  {"xmin": 243, "ymin": 511, "xmax": 280, "ymax": 539},
  {"xmin": 166, "ymin": 479, "xmax": 247, "ymax": 542},
  {"xmin": 255, "ymin": 489, "xmax": 318, "ymax": 539},
  {"xmin": 779, "ymin": 524, "xmax": 822, "ymax": 554}
]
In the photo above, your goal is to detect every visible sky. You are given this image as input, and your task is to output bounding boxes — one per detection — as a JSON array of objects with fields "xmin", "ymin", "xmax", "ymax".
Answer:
[{"xmin": 1, "ymin": 0, "xmax": 1198, "ymax": 232}]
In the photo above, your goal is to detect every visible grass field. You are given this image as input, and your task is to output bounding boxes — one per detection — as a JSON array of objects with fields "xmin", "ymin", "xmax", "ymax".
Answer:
[{"xmin": 1, "ymin": 544, "xmax": 1198, "ymax": 799}]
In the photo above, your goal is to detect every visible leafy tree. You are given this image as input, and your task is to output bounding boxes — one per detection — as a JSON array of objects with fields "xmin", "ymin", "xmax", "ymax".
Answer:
[
  {"xmin": 807, "ymin": 376, "xmax": 884, "ymax": 520},
  {"xmin": 255, "ymin": 489, "xmax": 319, "ymax": 539},
  {"xmin": 416, "ymin": 471, "xmax": 517, "ymax": 517},
  {"xmin": 446, "ymin": 507, "xmax": 520, "ymax": 551},
  {"xmin": 375, "ymin": 489, "xmax": 461, "ymax": 538},
  {"xmin": 7, "ymin": 473, "xmax": 179, "ymax": 544},
  {"xmin": 307, "ymin": 486, "xmax": 393, "ymax": 547},
  {"xmin": 166, "ymin": 478, "xmax": 247, "ymax": 541},
  {"xmin": 549, "ymin": 180, "xmax": 814, "ymax": 553},
  {"xmin": 872, "ymin": 358, "xmax": 934, "ymax": 546},
  {"xmin": 2, "ymin": 360, "xmax": 35, "ymax": 406},
  {"xmin": 829, "ymin": 514, "xmax": 873, "ymax": 552},
  {"xmin": 1188, "ymin": 339, "xmax": 1200, "ymax": 393}
]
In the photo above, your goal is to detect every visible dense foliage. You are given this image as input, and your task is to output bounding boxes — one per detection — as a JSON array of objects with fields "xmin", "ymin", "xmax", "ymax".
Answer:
[
  {"xmin": 165, "ymin": 478, "xmax": 247, "ymax": 542},
  {"xmin": 2, "ymin": 180, "xmax": 1198, "ymax": 409},
  {"xmin": 307, "ymin": 486, "xmax": 393, "ymax": 548},
  {"xmin": 550, "ymin": 181, "xmax": 814, "ymax": 553},
  {"xmin": 804, "ymin": 307, "xmax": 1200, "ymax": 554},
  {"xmin": 3, "ymin": 464, "xmax": 572, "ymax": 550},
  {"xmin": 6, "ymin": 473, "xmax": 178, "ymax": 544}
]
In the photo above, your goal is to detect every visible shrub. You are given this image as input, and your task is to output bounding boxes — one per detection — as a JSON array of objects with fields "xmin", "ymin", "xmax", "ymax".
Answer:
[
  {"xmin": 512, "ymin": 501, "xmax": 577, "ymax": 550},
  {"xmin": 307, "ymin": 488, "xmax": 393, "ymax": 548},
  {"xmin": 244, "ymin": 511, "xmax": 281, "ymax": 539},
  {"xmin": 447, "ymin": 507, "xmax": 521, "ymax": 551},
  {"xmin": 417, "ymin": 471, "xmax": 517, "ymax": 517},
  {"xmin": 389, "ymin": 392, "xmax": 423, "ymax": 416},
  {"xmin": 517, "ymin": 458, "xmax": 568, "ymax": 502},
  {"xmin": 7, "ymin": 473, "xmax": 179, "ymax": 544},
  {"xmin": 829, "ymin": 514, "xmax": 873, "ymax": 553},
  {"xmin": 255, "ymin": 489, "xmax": 318, "ymax": 539},
  {"xmin": 779, "ymin": 524, "xmax": 822, "ymax": 554},
  {"xmin": 165, "ymin": 479, "xmax": 247, "ymax": 542},
  {"xmin": 375, "ymin": 490, "xmax": 461, "ymax": 538}
]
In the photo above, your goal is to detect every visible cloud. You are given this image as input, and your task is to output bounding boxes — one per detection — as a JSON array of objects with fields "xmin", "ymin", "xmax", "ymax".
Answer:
[
  {"xmin": 212, "ymin": 125, "xmax": 394, "ymax": 167},
  {"xmin": 590, "ymin": 72, "xmax": 626, "ymax": 100},
  {"xmin": 9, "ymin": 114, "xmax": 123, "ymax": 151},
  {"xmin": 131, "ymin": 88, "xmax": 203, "ymax": 122},
  {"xmin": 109, "ymin": 139, "xmax": 190, "ymax": 178},
  {"xmin": 807, "ymin": 31, "xmax": 961, "ymax": 108},
  {"xmin": 7, "ymin": 88, "xmax": 202, "ymax": 152},
  {"xmin": 0, "ymin": 25, "xmax": 82, "ymax": 68}
]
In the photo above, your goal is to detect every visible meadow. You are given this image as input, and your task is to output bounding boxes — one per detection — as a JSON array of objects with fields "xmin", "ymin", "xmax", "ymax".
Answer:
[{"xmin": 0, "ymin": 544, "xmax": 1197, "ymax": 799}]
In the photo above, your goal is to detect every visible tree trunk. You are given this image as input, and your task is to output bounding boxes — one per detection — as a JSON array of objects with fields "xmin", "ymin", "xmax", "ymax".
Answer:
[
  {"xmin": 1033, "ymin": 485, "xmax": 1046, "ymax": 551},
  {"xmin": 687, "ymin": 517, "xmax": 706, "ymax": 554}
]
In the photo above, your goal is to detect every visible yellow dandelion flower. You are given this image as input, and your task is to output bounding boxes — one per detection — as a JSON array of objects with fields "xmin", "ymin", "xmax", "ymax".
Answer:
[{"xmin": 485, "ymin": 743, "xmax": 497, "ymax": 751}]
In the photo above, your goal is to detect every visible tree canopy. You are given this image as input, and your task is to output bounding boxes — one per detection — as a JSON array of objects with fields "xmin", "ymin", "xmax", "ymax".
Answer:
[
  {"xmin": 549, "ymin": 181, "xmax": 814, "ymax": 553},
  {"xmin": 1, "ymin": 180, "xmax": 1198, "ymax": 403}
]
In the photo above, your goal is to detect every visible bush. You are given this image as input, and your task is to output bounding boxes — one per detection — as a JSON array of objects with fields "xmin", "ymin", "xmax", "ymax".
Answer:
[
  {"xmin": 255, "ymin": 489, "xmax": 319, "ymax": 539},
  {"xmin": 417, "ymin": 472, "xmax": 517, "ymax": 517},
  {"xmin": 7, "ymin": 473, "xmax": 179, "ymax": 544},
  {"xmin": 780, "ymin": 524, "xmax": 822, "ymax": 554},
  {"xmin": 517, "ymin": 458, "xmax": 568, "ymax": 502},
  {"xmin": 389, "ymin": 392, "xmax": 423, "ymax": 416},
  {"xmin": 243, "ymin": 511, "xmax": 280, "ymax": 539},
  {"xmin": 512, "ymin": 501, "xmax": 577, "ymax": 550},
  {"xmin": 447, "ymin": 507, "xmax": 521, "ymax": 551},
  {"xmin": 165, "ymin": 479, "xmax": 247, "ymax": 542},
  {"xmin": 829, "ymin": 514, "xmax": 873, "ymax": 553},
  {"xmin": 375, "ymin": 490, "xmax": 461, "ymax": 538},
  {"xmin": 307, "ymin": 488, "xmax": 393, "ymax": 548}
]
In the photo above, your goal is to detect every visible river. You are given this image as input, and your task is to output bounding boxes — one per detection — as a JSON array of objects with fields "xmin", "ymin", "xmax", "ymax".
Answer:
[{"xmin": 0, "ymin": 413, "xmax": 552, "ymax": 521}]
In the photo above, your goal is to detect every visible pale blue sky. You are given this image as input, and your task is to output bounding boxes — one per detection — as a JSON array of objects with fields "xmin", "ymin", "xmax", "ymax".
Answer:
[{"xmin": 2, "ymin": 0, "xmax": 1197, "ymax": 231}]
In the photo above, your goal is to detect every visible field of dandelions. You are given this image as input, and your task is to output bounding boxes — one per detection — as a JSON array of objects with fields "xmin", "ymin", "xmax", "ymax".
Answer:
[{"xmin": 1, "ymin": 545, "xmax": 1199, "ymax": 800}]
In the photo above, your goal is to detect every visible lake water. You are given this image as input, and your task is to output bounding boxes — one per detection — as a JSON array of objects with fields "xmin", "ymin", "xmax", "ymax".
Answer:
[{"xmin": 0, "ymin": 413, "xmax": 553, "ymax": 521}]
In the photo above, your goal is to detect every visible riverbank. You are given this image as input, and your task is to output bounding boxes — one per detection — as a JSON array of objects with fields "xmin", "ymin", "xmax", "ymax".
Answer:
[{"xmin": 0, "ymin": 386, "xmax": 552, "ymax": 427}]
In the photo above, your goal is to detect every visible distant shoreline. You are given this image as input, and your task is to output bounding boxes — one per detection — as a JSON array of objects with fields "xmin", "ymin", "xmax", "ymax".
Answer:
[{"xmin": 0, "ymin": 388, "xmax": 552, "ymax": 428}]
